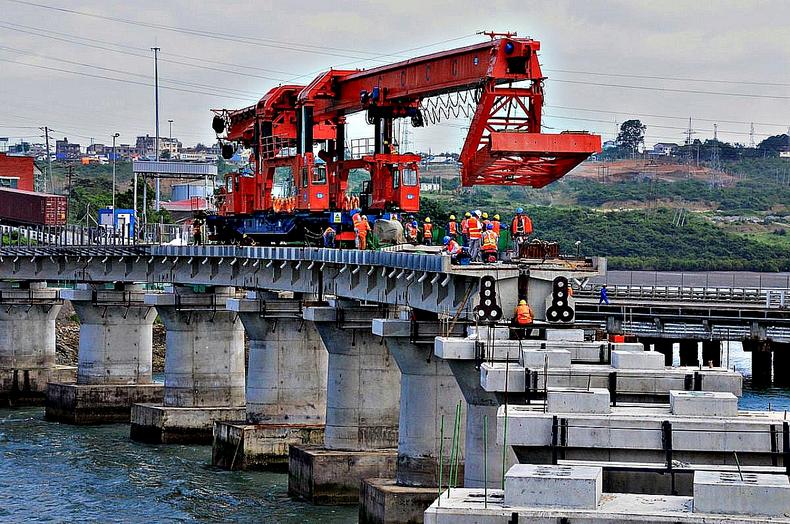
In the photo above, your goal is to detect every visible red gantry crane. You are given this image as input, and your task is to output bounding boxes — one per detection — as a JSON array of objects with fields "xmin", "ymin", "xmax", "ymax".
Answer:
[{"xmin": 208, "ymin": 34, "xmax": 600, "ymax": 243}]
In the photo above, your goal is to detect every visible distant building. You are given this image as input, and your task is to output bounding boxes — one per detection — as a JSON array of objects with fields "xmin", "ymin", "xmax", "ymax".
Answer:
[
  {"xmin": 135, "ymin": 135, "xmax": 182, "ymax": 159},
  {"xmin": 780, "ymin": 150, "xmax": 790, "ymax": 159},
  {"xmin": 602, "ymin": 140, "xmax": 617, "ymax": 150},
  {"xmin": 86, "ymin": 143, "xmax": 107, "ymax": 156},
  {"xmin": 55, "ymin": 137, "xmax": 81, "ymax": 161},
  {"xmin": 651, "ymin": 142, "xmax": 679, "ymax": 156},
  {"xmin": 0, "ymin": 152, "xmax": 39, "ymax": 190}
]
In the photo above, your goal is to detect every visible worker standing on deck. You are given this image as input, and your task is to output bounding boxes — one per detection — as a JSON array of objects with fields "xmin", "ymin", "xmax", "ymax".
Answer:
[
  {"xmin": 599, "ymin": 285, "xmax": 609, "ymax": 305},
  {"xmin": 446, "ymin": 214, "xmax": 458, "ymax": 241},
  {"xmin": 511, "ymin": 207, "xmax": 533, "ymax": 251},
  {"xmin": 461, "ymin": 212, "xmax": 471, "ymax": 246},
  {"xmin": 491, "ymin": 214, "xmax": 502, "ymax": 236},
  {"xmin": 323, "ymin": 226, "xmax": 336, "ymax": 248},
  {"xmin": 467, "ymin": 210, "xmax": 482, "ymax": 261},
  {"xmin": 405, "ymin": 220, "xmax": 419, "ymax": 244},
  {"xmin": 482, "ymin": 212, "xmax": 490, "ymax": 230},
  {"xmin": 351, "ymin": 209, "xmax": 363, "ymax": 248},
  {"xmin": 356, "ymin": 216, "xmax": 370, "ymax": 250},
  {"xmin": 423, "ymin": 217, "xmax": 434, "ymax": 245},
  {"xmin": 481, "ymin": 223, "xmax": 499, "ymax": 263},
  {"xmin": 192, "ymin": 218, "xmax": 203, "ymax": 246}
]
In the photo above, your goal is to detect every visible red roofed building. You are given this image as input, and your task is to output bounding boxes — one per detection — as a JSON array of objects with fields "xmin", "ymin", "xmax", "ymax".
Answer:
[{"xmin": 0, "ymin": 153, "xmax": 37, "ymax": 191}]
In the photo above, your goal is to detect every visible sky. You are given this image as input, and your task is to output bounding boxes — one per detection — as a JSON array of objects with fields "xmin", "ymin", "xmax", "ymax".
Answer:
[{"xmin": 1, "ymin": 0, "xmax": 789, "ymax": 153}]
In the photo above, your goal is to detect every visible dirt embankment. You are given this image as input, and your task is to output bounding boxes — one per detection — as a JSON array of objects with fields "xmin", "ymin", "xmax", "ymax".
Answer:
[{"xmin": 56, "ymin": 321, "xmax": 167, "ymax": 372}]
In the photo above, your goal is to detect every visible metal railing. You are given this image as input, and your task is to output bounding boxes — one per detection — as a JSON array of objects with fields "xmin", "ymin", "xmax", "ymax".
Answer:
[
  {"xmin": 573, "ymin": 284, "xmax": 790, "ymax": 307},
  {"xmin": 0, "ymin": 223, "xmax": 191, "ymax": 247}
]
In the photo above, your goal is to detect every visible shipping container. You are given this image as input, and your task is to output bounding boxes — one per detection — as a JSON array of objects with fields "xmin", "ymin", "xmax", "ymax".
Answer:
[{"xmin": 0, "ymin": 187, "xmax": 67, "ymax": 226}]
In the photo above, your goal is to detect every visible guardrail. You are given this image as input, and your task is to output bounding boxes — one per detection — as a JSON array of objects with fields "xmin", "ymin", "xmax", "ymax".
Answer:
[
  {"xmin": 0, "ymin": 223, "xmax": 190, "ymax": 247},
  {"xmin": 573, "ymin": 284, "xmax": 790, "ymax": 307}
]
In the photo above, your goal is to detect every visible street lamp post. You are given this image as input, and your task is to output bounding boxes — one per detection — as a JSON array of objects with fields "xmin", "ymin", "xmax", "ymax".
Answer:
[{"xmin": 112, "ymin": 133, "xmax": 120, "ymax": 210}]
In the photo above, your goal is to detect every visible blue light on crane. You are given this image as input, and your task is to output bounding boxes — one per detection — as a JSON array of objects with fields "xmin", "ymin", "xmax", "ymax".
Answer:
[{"xmin": 504, "ymin": 41, "xmax": 515, "ymax": 55}]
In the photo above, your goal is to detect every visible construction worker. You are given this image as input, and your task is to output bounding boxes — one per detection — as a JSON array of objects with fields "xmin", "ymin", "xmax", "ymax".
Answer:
[
  {"xmin": 461, "ymin": 212, "xmax": 471, "ymax": 246},
  {"xmin": 515, "ymin": 299, "xmax": 534, "ymax": 325},
  {"xmin": 356, "ymin": 215, "xmax": 371, "ymax": 250},
  {"xmin": 491, "ymin": 214, "xmax": 502, "ymax": 235},
  {"xmin": 446, "ymin": 214, "xmax": 459, "ymax": 240},
  {"xmin": 467, "ymin": 210, "xmax": 482, "ymax": 261},
  {"xmin": 482, "ymin": 212, "xmax": 490, "ymax": 230},
  {"xmin": 443, "ymin": 235, "xmax": 469, "ymax": 264},
  {"xmin": 405, "ymin": 220, "xmax": 419, "ymax": 244},
  {"xmin": 423, "ymin": 217, "xmax": 434, "ymax": 245},
  {"xmin": 323, "ymin": 226, "xmax": 336, "ymax": 248},
  {"xmin": 192, "ymin": 218, "xmax": 203, "ymax": 245},
  {"xmin": 511, "ymin": 207, "xmax": 533, "ymax": 251},
  {"xmin": 481, "ymin": 222, "xmax": 499, "ymax": 262},
  {"xmin": 599, "ymin": 285, "xmax": 609, "ymax": 305},
  {"xmin": 351, "ymin": 209, "xmax": 363, "ymax": 248}
]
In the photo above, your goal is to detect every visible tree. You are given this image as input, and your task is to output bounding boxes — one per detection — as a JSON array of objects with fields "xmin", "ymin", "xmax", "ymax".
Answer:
[
  {"xmin": 757, "ymin": 134, "xmax": 789, "ymax": 156},
  {"xmin": 616, "ymin": 119, "xmax": 647, "ymax": 155}
]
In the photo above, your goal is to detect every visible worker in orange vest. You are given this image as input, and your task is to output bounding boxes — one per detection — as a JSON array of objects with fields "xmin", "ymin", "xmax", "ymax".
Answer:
[
  {"xmin": 323, "ymin": 226, "xmax": 336, "ymax": 248},
  {"xmin": 423, "ymin": 217, "xmax": 434, "ymax": 245},
  {"xmin": 511, "ymin": 207, "xmax": 533, "ymax": 251},
  {"xmin": 404, "ymin": 220, "xmax": 419, "ymax": 244},
  {"xmin": 467, "ymin": 210, "xmax": 483, "ymax": 261},
  {"xmin": 443, "ymin": 235, "xmax": 469, "ymax": 264},
  {"xmin": 446, "ymin": 214, "xmax": 458, "ymax": 240},
  {"xmin": 481, "ymin": 223, "xmax": 499, "ymax": 263},
  {"xmin": 356, "ymin": 216, "xmax": 371, "ymax": 250},
  {"xmin": 513, "ymin": 298, "xmax": 534, "ymax": 339},
  {"xmin": 491, "ymin": 214, "xmax": 502, "ymax": 235},
  {"xmin": 351, "ymin": 209, "xmax": 363, "ymax": 248},
  {"xmin": 461, "ymin": 212, "xmax": 471, "ymax": 246}
]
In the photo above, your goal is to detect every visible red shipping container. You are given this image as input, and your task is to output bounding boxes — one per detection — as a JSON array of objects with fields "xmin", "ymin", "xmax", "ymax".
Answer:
[{"xmin": 0, "ymin": 187, "xmax": 67, "ymax": 226}]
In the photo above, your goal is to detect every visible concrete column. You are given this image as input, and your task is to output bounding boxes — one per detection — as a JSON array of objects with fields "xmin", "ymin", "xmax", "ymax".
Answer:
[
  {"xmin": 701, "ymin": 340, "xmax": 722, "ymax": 368},
  {"xmin": 67, "ymin": 285, "xmax": 156, "ymax": 385},
  {"xmin": 743, "ymin": 339, "xmax": 773, "ymax": 386},
  {"xmin": 159, "ymin": 290, "xmax": 245, "ymax": 408},
  {"xmin": 131, "ymin": 286, "xmax": 246, "ymax": 443},
  {"xmin": 678, "ymin": 340, "xmax": 698, "ymax": 367},
  {"xmin": 375, "ymin": 319, "xmax": 466, "ymax": 487},
  {"xmin": 448, "ymin": 360, "xmax": 518, "ymax": 488},
  {"xmin": 773, "ymin": 343, "xmax": 790, "ymax": 388},
  {"xmin": 46, "ymin": 284, "xmax": 163, "ymax": 424},
  {"xmin": 654, "ymin": 340, "xmax": 674, "ymax": 367},
  {"xmin": 0, "ymin": 282, "xmax": 69, "ymax": 404}
]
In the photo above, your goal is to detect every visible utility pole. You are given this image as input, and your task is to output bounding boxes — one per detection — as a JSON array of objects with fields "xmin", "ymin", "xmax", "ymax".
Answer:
[
  {"xmin": 152, "ymin": 46, "xmax": 161, "ymax": 213},
  {"xmin": 711, "ymin": 124, "xmax": 721, "ymax": 188},
  {"xmin": 111, "ymin": 133, "xmax": 119, "ymax": 209},
  {"xmin": 749, "ymin": 123, "xmax": 756, "ymax": 149},
  {"xmin": 66, "ymin": 164, "xmax": 74, "ymax": 221},
  {"xmin": 684, "ymin": 117, "xmax": 696, "ymax": 178},
  {"xmin": 40, "ymin": 126, "xmax": 53, "ymax": 193}
]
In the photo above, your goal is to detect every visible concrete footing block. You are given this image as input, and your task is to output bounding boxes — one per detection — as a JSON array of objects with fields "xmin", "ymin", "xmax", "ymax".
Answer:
[
  {"xmin": 212, "ymin": 421, "xmax": 324, "ymax": 471},
  {"xmin": 504, "ymin": 464, "xmax": 602, "ymax": 509},
  {"xmin": 546, "ymin": 388, "xmax": 610, "ymax": 414},
  {"xmin": 0, "ymin": 365, "xmax": 76, "ymax": 406},
  {"xmin": 288, "ymin": 445, "xmax": 397, "ymax": 505},
  {"xmin": 45, "ymin": 382, "xmax": 164, "ymax": 424},
  {"xmin": 359, "ymin": 477, "xmax": 439, "ymax": 524},
  {"xmin": 545, "ymin": 329, "xmax": 584, "ymax": 342},
  {"xmin": 130, "ymin": 403, "xmax": 246, "ymax": 444},
  {"xmin": 670, "ymin": 390, "xmax": 738, "ymax": 417},
  {"xmin": 611, "ymin": 350, "xmax": 665, "ymax": 370},
  {"xmin": 693, "ymin": 470, "xmax": 790, "ymax": 516}
]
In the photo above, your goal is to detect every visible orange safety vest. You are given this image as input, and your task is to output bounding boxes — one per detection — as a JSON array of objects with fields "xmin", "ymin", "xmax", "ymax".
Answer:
[
  {"xmin": 447, "ymin": 221, "xmax": 458, "ymax": 235},
  {"xmin": 461, "ymin": 218, "xmax": 469, "ymax": 234},
  {"xmin": 516, "ymin": 304, "xmax": 533, "ymax": 325},
  {"xmin": 423, "ymin": 223, "xmax": 433, "ymax": 239},
  {"xmin": 446, "ymin": 239, "xmax": 461, "ymax": 255},
  {"xmin": 467, "ymin": 217, "xmax": 482, "ymax": 239},
  {"xmin": 491, "ymin": 220, "xmax": 501, "ymax": 234},
  {"xmin": 482, "ymin": 230, "xmax": 498, "ymax": 249},
  {"xmin": 352, "ymin": 213, "xmax": 363, "ymax": 229},
  {"xmin": 357, "ymin": 220, "xmax": 370, "ymax": 235},
  {"xmin": 405, "ymin": 223, "xmax": 417, "ymax": 238},
  {"xmin": 512, "ymin": 215, "xmax": 533, "ymax": 235}
]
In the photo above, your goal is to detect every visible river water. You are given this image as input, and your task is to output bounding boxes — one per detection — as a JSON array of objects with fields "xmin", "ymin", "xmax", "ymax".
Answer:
[{"xmin": 1, "ymin": 343, "xmax": 788, "ymax": 522}]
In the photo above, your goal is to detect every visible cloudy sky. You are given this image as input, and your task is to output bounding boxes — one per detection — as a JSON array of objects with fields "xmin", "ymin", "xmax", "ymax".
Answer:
[{"xmin": 1, "ymin": 0, "xmax": 788, "ymax": 152}]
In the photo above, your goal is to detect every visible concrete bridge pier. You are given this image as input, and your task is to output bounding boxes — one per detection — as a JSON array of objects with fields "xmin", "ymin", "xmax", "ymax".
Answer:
[
  {"xmin": 653, "ymin": 339, "xmax": 674, "ymax": 366},
  {"xmin": 0, "ymin": 281, "xmax": 74, "ymax": 406},
  {"xmin": 130, "ymin": 286, "xmax": 246, "ymax": 444},
  {"xmin": 288, "ymin": 301, "xmax": 401, "ymax": 505},
  {"xmin": 743, "ymin": 339, "xmax": 773, "ymax": 386},
  {"xmin": 773, "ymin": 343, "xmax": 790, "ymax": 387},
  {"xmin": 678, "ymin": 340, "xmax": 698, "ymax": 367},
  {"xmin": 447, "ymin": 359, "xmax": 518, "ymax": 489},
  {"xmin": 46, "ymin": 284, "xmax": 163, "ymax": 424},
  {"xmin": 360, "ymin": 317, "xmax": 467, "ymax": 524},
  {"xmin": 212, "ymin": 291, "xmax": 328, "ymax": 471},
  {"xmin": 702, "ymin": 340, "xmax": 722, "ymax": 367}
]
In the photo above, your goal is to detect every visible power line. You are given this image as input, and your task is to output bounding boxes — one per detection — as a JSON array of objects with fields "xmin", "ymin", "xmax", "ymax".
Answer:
[
  {"xmin": 548, "ymin": 78, "xmax": 790, "ymax": 100},
  {"xmin": 543, "ymin": 67, "xmax": 790, "ymax": 88}
]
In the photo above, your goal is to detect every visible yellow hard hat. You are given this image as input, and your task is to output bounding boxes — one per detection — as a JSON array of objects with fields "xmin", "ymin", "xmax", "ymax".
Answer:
[
  {"xmin": 465, "ymin": 212, "xmax": 471, "ymax": 217},
  {"xmin": 449, "ymin": 214, "xmax": 456, "ymax": 220},
  {"xmin": 519, "ymin": 299, "xmax": 527, "ymax": 305},
  {"xmin": 482, "ymin": 212, "xmax": 489, "ymax": 219},
  {"xmin": 494, "ymin": 214, "xmax": 500, "ymax": 220},
  {"xmin": 425, "ymin": 217, "xmax": 431, "ymax": 223}
]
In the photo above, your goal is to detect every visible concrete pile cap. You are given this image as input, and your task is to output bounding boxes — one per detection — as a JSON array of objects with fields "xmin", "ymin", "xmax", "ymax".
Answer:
[
  {"xmin": 611, "ymin": 350, "xmax": 665, "ymax": 370},
  {"xmin": 693, "ymin": 470, "xmax": 790, "ymax": 517},
  {"xmin": 669, "ymin": 390, "xmax": 738, "ymax": 417},
  {"xmin": 504, "ymin": 464, "xmax": 602, "ymax": 509},
  {"xmin": 520, "ymin": 348, "xmax": 571, "ymax": 369}
]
